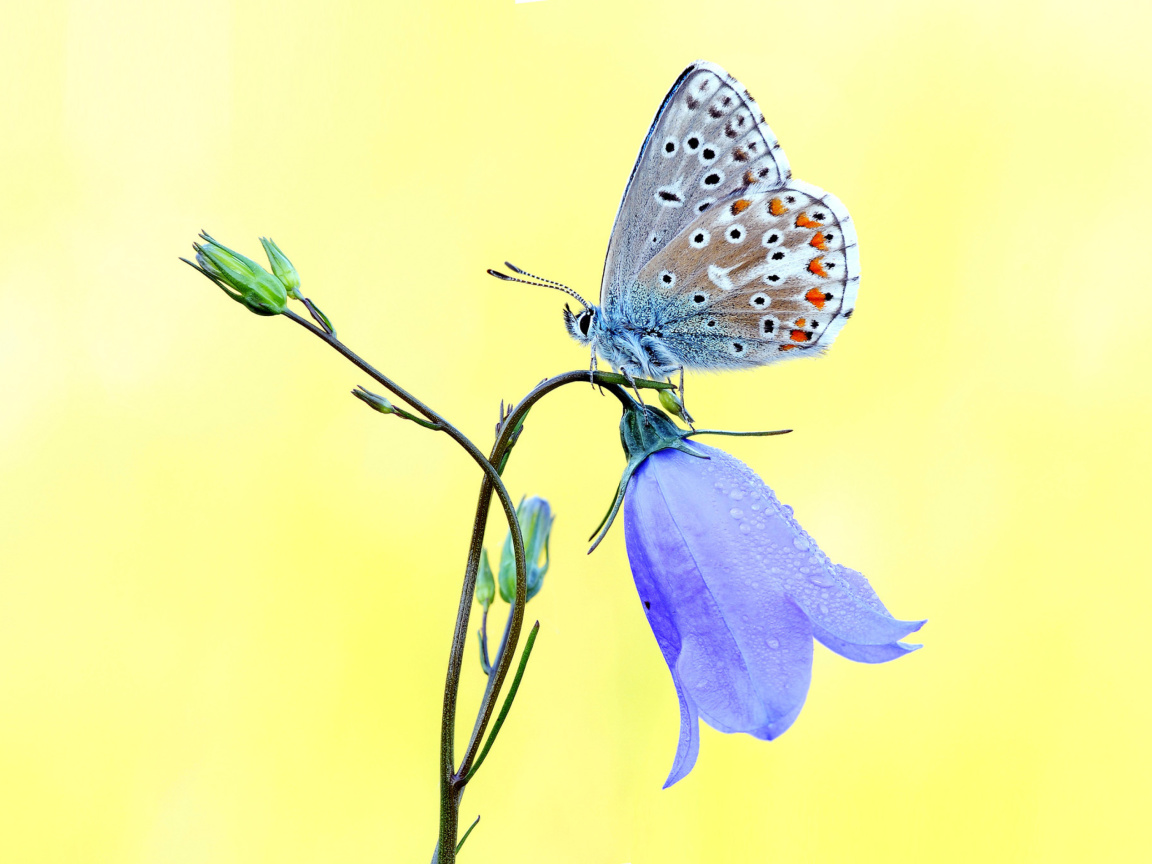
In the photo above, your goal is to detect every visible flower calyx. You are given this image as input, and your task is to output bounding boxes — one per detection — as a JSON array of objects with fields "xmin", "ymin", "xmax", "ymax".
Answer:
[
  {"xmin": 182, "ymin": 231, "xmax": 289, "ymax": 316},
  {"xmin": 588, "ymin": 397, "xmax": 791, "ymax": 553}
]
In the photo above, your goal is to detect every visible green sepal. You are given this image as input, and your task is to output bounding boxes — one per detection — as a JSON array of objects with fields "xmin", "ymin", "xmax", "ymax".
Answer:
[
  {"xmin": 587, "ymin": 396, "xmax": 791, "ymax": 552},
  {"xmin": 183, "ymin": 231, "xmax": 288, "ymax": 316}
]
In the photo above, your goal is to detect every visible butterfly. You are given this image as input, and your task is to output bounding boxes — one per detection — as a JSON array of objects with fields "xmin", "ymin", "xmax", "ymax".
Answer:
[{"xmin": 492, "ymin": 60, "xmax": 858, "ymax": 403}]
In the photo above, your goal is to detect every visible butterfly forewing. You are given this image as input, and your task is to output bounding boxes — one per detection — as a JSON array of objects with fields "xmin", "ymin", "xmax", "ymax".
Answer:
[
  {"xmin": 634, "ymin": 182, "xmax": 859, "ymax": 370},
  {"xmin": 601, "ymin": 61, "xmax": 792, "ymax": 307}
]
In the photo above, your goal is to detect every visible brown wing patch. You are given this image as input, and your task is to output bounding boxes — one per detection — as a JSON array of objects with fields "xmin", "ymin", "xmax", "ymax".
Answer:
[{"xmin": 634, "ymin": 183, "xmax": 859, "ymax": 364}]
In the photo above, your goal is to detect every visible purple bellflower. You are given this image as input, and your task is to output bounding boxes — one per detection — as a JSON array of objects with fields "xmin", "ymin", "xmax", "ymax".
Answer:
[{"xmin": 592, "ymin": 402, "xmax": 924, "ymax": 787}]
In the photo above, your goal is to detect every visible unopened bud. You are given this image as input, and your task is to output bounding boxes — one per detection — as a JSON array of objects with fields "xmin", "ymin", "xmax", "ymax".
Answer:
[
  {"xmin": 259, "ymin": 236, "xmax": 301, "ymax": 297},
  {"xmin": 183, "ymin": 232, "xmax": 287, "ymax": 316},
  {"xmin": 352, "ymin": 386, "xmax": 395, "ymax": 414},
  {"xmin": 658, "ymin": 388, "xmax": 685, "ymax": 417},
  {"xmin": 498, "ymin": 496, "xmax": 554, "ymax": 603}
]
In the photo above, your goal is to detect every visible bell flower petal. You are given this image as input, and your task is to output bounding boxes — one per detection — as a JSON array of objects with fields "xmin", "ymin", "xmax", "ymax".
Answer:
[{"xmin": 622, "ymin": 443, "xmax": 923, "ymax": 787}]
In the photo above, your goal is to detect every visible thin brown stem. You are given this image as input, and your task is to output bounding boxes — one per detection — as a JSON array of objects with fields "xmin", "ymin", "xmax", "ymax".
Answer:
[{"xmin": 282, "ymin": 309, "xmax": 527, "ymax": 864}]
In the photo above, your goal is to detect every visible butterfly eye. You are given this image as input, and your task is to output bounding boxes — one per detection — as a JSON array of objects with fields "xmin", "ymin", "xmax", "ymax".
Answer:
[{"xmin": 578, "ymin": 312, "xmax": 592, "ymax": 337}]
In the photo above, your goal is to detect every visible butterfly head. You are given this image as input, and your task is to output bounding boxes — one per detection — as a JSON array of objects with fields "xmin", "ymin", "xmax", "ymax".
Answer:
[{"xmin": 563, "ymin": 303, "xmax": 598, "ymax": 346}]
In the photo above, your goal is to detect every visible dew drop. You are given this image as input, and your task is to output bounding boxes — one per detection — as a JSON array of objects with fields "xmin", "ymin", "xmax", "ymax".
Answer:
[
  {"xmin": 730, "ymin": 508, "xmax": 744, "ymax": 519},
  {"xmin": 751, "ymin": 503, "xmax": 761, "ymax": 511},
  {"xmin": 729, "ymin": 489, "xmax": 744, "ymax": 500},
  {"xmin": 783, "ymin": 505, "xmax": 794, "ymax": 516},
  {"xmin": 819, "ymin": 603, "xmax": 830, "ymax": 615},
  {"xmin": 767, "ymin": 638, "xmax": 780, "ymax": 649},
  {"xmin": 739, "ymin": 523, "xmax": 751, "ymax": 534},
  {"xmin": 792, "ymin": 536, "xmax": 809, "ymax": 551},
  {"xmin": 808, "ymin": 572, "xmax": 835, "ymax": 588}
]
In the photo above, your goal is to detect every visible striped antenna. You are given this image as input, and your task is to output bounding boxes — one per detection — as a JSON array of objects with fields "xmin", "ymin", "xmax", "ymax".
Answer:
[{"xmin": 487, "ymin": 262, "xmax": 592, "ymax": 309}]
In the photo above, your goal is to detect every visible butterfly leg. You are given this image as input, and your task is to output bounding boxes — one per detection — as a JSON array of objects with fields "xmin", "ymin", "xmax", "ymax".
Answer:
[
  {"xmin": 620, "ymin": 368, "xmax": 652, "ymax": 422},
  {"xmin": 673, "ymin": 366, "xmax": 696, "ymax": 428},
  {"xmin": 589, "ymin": 348, "xmax": 606, "ymax": 395}
]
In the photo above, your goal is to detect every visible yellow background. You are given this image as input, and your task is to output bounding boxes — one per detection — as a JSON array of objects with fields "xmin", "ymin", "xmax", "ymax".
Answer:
[{"xmin": 2, "ymin": 0, "xmax": 1149, "ymax": 861}]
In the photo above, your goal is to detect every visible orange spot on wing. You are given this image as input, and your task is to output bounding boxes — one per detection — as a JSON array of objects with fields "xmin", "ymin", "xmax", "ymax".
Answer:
[
  {"xmin": 794, "ymin": 318, "xmax": 807, "ymax": 327},
  {"xmin": 805, "ymin": 288, "xmax": 827, "ymax": 309},
  {"xmin": 808, "ymin": 232, "xmax": 828, "ymax": 250},
  {"xmin": 769, "ymin": 197, "xmax": 788, "ymax": 216},
  {"xmin": 790, "ymin": 329, "xmax": 812, "ymax": 342},
  {"xmin": 743, "ymin": 170, "xmax": 759, "ymax": 185},
  {"xmin": 807, "ymin": 256, "xmax": 829, "ymax": 278},
  {"xmin": 730, "ymin": 198, "xmax": 752, "ymax": 215},
  {"xmin": 795, "ymin": 213, "xmax": 822, "ymax": 229},
  {"xmin": 778, "ymin": 344, "xmax": 798, "ymax": 352}
]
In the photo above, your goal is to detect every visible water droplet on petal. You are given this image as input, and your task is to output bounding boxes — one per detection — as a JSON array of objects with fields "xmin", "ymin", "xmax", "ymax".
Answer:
[
  {"xmin": 767, "ymin": 638, "xmax": 780, "ymax": 649},
  {"xmin": 808, "ymin": 572, "xmax": 835, "ymax": 587},
  {"xmin": 792, "ymin": 536, "xmax": 809, "ymax": 551},
  {"xmin": 730, "ymin": 508, "xmax": 744, "ymax": 519},
  {"xmin": 739, "ymin": 523, "xmax": 751, "ymax": 534},
  {"xmin": 729, "ymin": 489, "xmax": 744, "ymax": 500},
  {"xmin": 819, "ymin": 603, "xmax": 830, "ymax": 615},
  {"xmin": 783, "ymin": 505, "xmax": 794, "ymax": 516},
  {"xmin": 751, "ymin": 503, "xmax": 760, "ymax": 511}
]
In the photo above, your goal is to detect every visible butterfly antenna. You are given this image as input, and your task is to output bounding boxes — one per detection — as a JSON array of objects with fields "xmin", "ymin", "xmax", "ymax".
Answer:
[{"xmin": 487, "ymin": 263, "xmax": 591, "ymax": 308}]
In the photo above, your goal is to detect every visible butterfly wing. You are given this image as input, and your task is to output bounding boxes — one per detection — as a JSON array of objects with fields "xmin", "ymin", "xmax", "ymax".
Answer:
[
  {"xmin": 636, "ymin": 181, "xmax": 859, "ymax": 370},
  {"xmin": 601, "ymin": 61, "xmax": 792, "ymax": 308}
]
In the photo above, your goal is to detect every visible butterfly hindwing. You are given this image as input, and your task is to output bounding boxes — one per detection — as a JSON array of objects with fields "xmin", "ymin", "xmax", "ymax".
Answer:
[
  {"xmin": 600, "ymin": 61, "xmax": 792, "ymax": 309},
  {"xmin": 634, "ymin": 181, "xmax": 859, "ymax": 370}
]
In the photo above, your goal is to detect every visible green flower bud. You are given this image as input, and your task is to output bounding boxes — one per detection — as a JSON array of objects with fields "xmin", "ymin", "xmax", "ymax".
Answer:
[
  {"xmin": 498, "ymin": 496, "xmax": 554, "ymax": 603},
  {"xmin": 259, "ymin": 236, "xmax": 302, "ymax": 297},
  {"xmin": 658, "ymin": 388, "xmax": 685, "ymax": 417},
  {"xmin": 352, "ymin": 386, "xmax": 395, "ymax": 414},
  {"xmin": 475, "ymin": 548, "xmax": 495, "ymax": 609},
  {"xmin": 183, "ymin": 232, "xmax": 288, "ymax": 316}
]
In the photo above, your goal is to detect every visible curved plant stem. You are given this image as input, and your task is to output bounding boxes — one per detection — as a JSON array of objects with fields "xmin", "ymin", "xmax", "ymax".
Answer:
[
  {"xmin": 282, "ymin": 309, "xmax": 528, "ymax": 864},
  {"xmin": 283, "ymin": 311, "xmax": 675, "ymax": 863},
  {"xmin": 461, "ymin": 621, "xmax": 540, "ymax": 785},
  {"xmin": 452, "ymin": 371, "xmax": 671, "ymax": 781}
]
